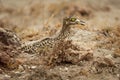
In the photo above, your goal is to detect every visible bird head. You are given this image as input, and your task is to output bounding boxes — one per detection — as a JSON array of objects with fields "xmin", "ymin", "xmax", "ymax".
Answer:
[{"xmin": 63, "ymin": 17, "xmax": 85, "ymax": 26}]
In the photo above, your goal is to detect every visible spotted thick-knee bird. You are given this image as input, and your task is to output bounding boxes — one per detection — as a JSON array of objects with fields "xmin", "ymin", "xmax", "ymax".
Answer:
[{"xmin": 21, "ymin": 17, "xmax": 85, "ymax": 54}]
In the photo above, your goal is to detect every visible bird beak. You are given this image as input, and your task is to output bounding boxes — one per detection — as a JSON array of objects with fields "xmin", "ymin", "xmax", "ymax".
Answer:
[{"xmin": 76, "ymin": 19, "xmax": 85, "ymax": 26}]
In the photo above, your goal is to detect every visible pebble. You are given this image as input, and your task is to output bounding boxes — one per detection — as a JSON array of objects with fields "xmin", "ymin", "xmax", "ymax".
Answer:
[
  {"xmin": 31, "ymin": 66, "xmax": 37, "ymax": 69},
  {"xmin": 4, "ymin": 74, "xmax": 11, "ymax": 78},
  {"xmin": 65, "ymin": 67, "xmax": 68, "ymax": 71}
]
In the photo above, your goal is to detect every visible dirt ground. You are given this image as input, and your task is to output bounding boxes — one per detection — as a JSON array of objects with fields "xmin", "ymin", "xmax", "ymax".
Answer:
[{"xmin": 0, "ymin": 0, "xmax": 120, "ymax": 80}]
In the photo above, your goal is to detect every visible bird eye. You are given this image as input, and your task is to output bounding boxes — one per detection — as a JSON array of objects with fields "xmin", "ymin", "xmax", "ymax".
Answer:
[{"xmin": 70, "ymin": 18, "xmax": 76, "ymax": 22}]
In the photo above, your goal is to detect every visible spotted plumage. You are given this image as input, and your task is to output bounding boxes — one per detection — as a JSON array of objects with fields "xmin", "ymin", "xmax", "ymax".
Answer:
[
  {"xmin": 20, "ymin": 17, "xmax": 85, "ymax": 54},
  {"xmin": 21, "ymin": 38, "xmax": 55, "ymax": 54}
]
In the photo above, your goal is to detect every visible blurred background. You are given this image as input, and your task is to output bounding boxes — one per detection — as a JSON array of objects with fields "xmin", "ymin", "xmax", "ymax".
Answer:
[{"xmin": 0, "ymin": 0, "xmax": 120, "ymax": 41}]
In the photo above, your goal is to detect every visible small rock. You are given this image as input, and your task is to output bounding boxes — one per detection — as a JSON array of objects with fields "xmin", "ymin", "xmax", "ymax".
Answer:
[
  {"xmin": 104, "ymin": 57, "xmax": 115, "ymax": 67},
  {"xmin": 4, "ymin": 74, "xmax": 11, "ymax": 78},
  {"xmin": 31, "ymin": 66, "xmax": 37, "ymax": 69},
  {"xmin": 64, "ymin": 67, "xmax": 68, "ymax": 71}
]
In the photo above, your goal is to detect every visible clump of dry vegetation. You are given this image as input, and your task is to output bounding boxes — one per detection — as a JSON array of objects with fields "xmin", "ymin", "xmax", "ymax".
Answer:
[
  {"xmin": 45, "ymin": 40, "xmax": 93, "ymax": 66},
  {"xmin": 97, "ymin": 25, "xmax": 120, "ymax": 56},
  {"xmin": 0, "ymin": 27, "xmax": 21, "ymax": 69}
]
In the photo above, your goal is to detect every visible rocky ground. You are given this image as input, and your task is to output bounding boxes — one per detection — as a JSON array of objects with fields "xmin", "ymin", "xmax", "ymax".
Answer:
[{"xmin": 0, "ymin": 0, "xmax": 120, "ymax": 80}]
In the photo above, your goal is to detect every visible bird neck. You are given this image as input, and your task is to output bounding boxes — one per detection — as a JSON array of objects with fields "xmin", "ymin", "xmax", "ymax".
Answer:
[{"xmin": 55, "ymin": 24, "xmax": 71, "ymax": 40}]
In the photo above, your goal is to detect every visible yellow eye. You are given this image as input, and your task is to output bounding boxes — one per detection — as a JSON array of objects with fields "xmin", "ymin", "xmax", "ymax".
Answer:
[{"xmin": 70, "ymin": 18, "xmax": 76, "ymax": 22}]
